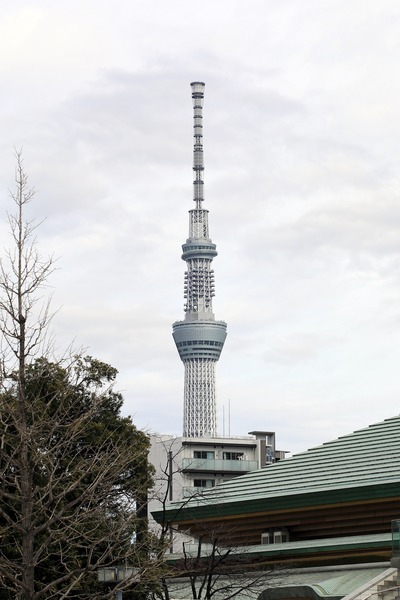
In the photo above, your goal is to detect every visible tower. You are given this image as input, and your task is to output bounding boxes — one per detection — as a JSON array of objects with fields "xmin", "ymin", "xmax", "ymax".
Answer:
[{"xmin": 172, "ymin": 81, "xmax": 227, "ymax": 438}]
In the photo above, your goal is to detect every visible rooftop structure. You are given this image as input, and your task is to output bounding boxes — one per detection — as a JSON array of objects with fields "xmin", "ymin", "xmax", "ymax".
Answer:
[{"xmin": 172, "ymin": 82, "xmax": 227, "ymax": 438}]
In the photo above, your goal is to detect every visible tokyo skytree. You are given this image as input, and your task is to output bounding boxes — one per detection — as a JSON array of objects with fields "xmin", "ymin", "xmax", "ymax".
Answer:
[{"xmin": 172, "ymin": 82, "xmax": 227, "ymax": 438}]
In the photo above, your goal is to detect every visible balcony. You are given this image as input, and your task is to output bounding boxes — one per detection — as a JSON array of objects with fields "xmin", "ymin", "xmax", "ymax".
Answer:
[{"xmin": 181, "ymin": 458, "xmax": 258, "ymax": 474}]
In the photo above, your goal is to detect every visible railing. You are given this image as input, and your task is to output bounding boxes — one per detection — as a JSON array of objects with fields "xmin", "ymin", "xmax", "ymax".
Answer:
[
  {"xmin": 181, "ymin": 458, "xmax": 258, "ymax": 473},
  {"xmin": 342, "ymin": 568, "xmax": 398, "ymax": 600},
  {"xmin": 377, "ymin": 585, "xmax": 400, "ymax": 596},
  {"xmin": 182, "ymin": 435, "xmax": 257, "ymax": 441},
  {"xmin": 361, "ymin": 586, "xmax": 400, "ymax": 600}
]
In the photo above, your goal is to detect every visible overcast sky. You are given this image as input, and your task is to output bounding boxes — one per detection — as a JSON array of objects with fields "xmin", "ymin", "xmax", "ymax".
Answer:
[{"xmin": 1, "ymin": 0, "xmax": 400, "ymax": 454}]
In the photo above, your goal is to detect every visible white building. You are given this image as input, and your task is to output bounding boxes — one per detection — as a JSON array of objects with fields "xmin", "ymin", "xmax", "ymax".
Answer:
[{"xmin": 148, "ymin": 430, "xmax": 287, "ymax": 550}]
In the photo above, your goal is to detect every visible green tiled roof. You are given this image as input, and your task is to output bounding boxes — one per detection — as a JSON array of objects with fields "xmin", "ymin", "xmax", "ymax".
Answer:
[
  {"xmin": 166, "ymin": 534, "xmax": 391, "ymax": 562},
  {"xmin": 245, "ymin": 533, "xmax": 391, "ymax": 558},
  {"xmin": 163, "ymin": 565, "xmax": 394, "ymax": 600},
  {"xmin": 157, "ymin": 415, "xmax": 400, "ymax": 521},
  {"xmin": 257, "ymin": 566, "xmax": 395, "ymax": 600}
]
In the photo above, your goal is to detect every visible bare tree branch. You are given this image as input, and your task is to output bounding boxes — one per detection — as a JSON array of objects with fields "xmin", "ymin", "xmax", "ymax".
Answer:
[{"xmin": 0, "ymin": 153, "xmax": 159, "ymax": 599}]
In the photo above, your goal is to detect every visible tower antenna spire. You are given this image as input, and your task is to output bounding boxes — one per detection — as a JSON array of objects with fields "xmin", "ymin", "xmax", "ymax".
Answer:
[
  {"xmin": 172, "ymin": 82, "xmax": 227, "ymax": 438},
  {"xmin": 191, "ymin": 81, "xmax": 205, "ymax": 211}
]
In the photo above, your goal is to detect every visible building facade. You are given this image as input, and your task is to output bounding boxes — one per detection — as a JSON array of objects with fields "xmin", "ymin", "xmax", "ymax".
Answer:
[{"xmin": 149, "ymin": 430, "xmax": 285, "ymax": 505}]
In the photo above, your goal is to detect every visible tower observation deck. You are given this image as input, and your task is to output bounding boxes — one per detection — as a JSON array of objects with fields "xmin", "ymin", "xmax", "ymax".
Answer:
[{"xmin": 172, "ymin": 82, "xmax": 227, "ymax": 438}]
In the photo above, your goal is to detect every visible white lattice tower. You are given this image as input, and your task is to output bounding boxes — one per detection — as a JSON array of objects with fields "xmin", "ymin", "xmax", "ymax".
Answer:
[{"xmin": 172, "ymin": 82, "xmax": 227, "ymax": 438}]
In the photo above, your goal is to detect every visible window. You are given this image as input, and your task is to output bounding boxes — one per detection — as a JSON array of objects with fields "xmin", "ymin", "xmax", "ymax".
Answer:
[
  {"xmin": 266, "ymin": 447, "xmax": 275, "ymax": 463},
  {"xmin": 193, "ymin": 479, "xmax": 215, "ymax": 488},
  {"xmin": 194, "ymin": 451, "xmax": 215, "ymax": 460},
  {"xmin": 261, "ymin": 528, "xmax": 289, "ymax": 545},
  {"xmin": 273, "ymin": 530, "xmax": 289, "ymax": 544},
  {"xmin": 261, "ymin": 533, "xmax": 270, "ymax": 545},
  {"xmin": 223, "ymin": 452, "xmax": 244, "ymax": 461}
]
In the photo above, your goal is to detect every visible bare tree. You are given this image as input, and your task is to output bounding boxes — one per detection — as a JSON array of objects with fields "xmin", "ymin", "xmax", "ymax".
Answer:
[
  {"xmin": 0, "ymin": 150, "xmax": 56, "ymax": 377},
  {"xmin": 171, "ymin": 532, "xmax": 286, "ymax": 600},
  {"xmin": 0, "ymin": 152, "xmax": 159, "ymax": 599},
  {"xmin": 151, "ymin": 512, "xmax": 287, "ymax": 600}
]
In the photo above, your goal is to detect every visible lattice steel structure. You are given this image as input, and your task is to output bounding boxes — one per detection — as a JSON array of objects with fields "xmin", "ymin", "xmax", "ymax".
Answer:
[{"xmin": 173, "ymin": 82, "xmax": 227, "ymax": 438}]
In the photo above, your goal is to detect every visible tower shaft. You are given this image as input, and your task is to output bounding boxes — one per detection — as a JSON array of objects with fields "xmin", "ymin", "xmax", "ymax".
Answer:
[{"xmin": 172, "ymin": 82, "xmax": 227, "ymax": 438}]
